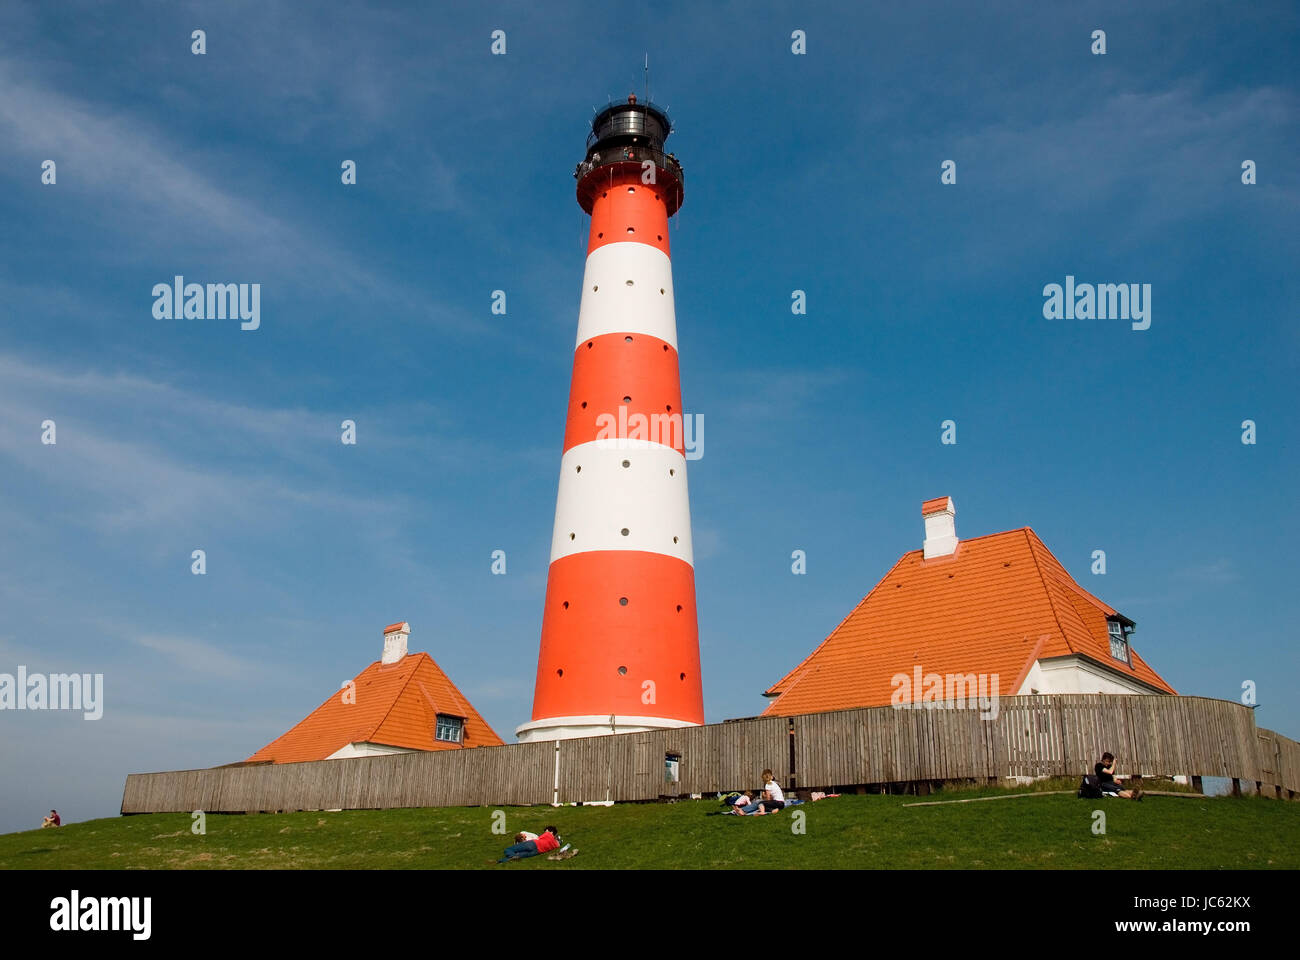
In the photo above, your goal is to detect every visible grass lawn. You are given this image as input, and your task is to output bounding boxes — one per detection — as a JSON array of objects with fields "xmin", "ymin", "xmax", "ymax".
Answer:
[{"xmin": 2, "ymin": 787, "xmax": 1296, "ymax": 870}]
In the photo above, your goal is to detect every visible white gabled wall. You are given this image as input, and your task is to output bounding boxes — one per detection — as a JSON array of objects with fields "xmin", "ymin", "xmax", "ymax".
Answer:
[
  {"xmin": 1017, "ymin": 655, "xmax": 1166, "ymax": 696},
  {"xmin": 326, "ymin": 742, "xmax": 421, "ymax": 760}
]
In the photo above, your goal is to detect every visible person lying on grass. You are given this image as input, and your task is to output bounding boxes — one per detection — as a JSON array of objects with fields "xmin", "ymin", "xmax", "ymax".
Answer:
[
  {"xmin": 732, "ymin": 770, "xmax": 786, "ymax": 815},
  {"xmin": 1096, "ymin": 752, "xmax": 1142, "ymax": 800},
  {"xmin": 498, "ymin": 825, "xmax": 561, "ymax": 861}
]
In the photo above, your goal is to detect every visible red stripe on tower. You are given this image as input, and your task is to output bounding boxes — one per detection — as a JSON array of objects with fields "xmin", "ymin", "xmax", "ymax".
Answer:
[{"xmin": 517, "ymin": 95, "xmax": 702, "ymax": 743}]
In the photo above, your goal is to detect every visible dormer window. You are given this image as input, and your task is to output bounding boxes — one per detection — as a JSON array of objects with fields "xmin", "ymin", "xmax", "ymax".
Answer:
[
  {"xmin": 435, "ymin": 714, "xmax": 464, "ymax": 743},
  {"xmin": 1107, "ymin": 620, "xmax": 1132, "ymax": 665}
]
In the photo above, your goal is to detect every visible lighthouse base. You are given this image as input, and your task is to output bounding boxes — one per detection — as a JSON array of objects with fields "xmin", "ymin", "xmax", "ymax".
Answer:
[{"xmin": 515, "ymin": 714, "xmax": 700, "ymax": 743}]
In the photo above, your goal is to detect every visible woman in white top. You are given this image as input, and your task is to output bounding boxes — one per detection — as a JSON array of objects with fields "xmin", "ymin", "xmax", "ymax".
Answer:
[
  {"xmin": 756, "ymin": 770, "xmax": 785, "ymax": 815},
  {"xmin": 733, "ymin": 769, "xmax": 786, "ymax": 815}
]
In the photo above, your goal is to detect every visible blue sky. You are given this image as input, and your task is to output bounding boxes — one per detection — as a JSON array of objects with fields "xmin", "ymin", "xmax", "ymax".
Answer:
[{"xmin": 1, "ymin": 1, "xmax": 1296, "ymax": 833}]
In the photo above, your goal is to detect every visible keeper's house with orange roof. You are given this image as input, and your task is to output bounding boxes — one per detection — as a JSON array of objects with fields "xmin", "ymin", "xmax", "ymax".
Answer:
[
  {"xmin": 762, "ymin": 498, "xmax": 1175, "ymax": 717},
  {"xmin": 247, "ymin": 622, "xmax": 503, "ymax": 763}
]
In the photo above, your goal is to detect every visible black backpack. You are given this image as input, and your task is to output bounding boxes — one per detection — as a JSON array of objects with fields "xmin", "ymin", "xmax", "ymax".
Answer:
[{"xmin": 1077, "ymin": 774, "xmax": 1103, "ymax": 799}]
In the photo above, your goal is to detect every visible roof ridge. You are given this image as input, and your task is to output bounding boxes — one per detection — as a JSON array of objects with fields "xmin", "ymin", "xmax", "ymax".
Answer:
[
  {"xmin": 1026, "ymin": 529, "xmax": 1113, "ymax": 657},
  {"xmin": 249, "ymin": 661, "xmax": 386, "ymax": 759},
  {"xmin": 1127, "ymin": 649, "xmax": 1177, "ymax": 694},
  {"xmin": 366, "ymin": 655, "xmax": 426, "ymax": 741},
  {"xmin": 764, "ymin": 551, "xmax": 911, "ymax": 705},
  {"xmin": 416, "ymin": 652, "xmax": 505, "ymax": 742},
  {"xmin": 895, "ymin": 526, "xmax": 1032, "ymax": 559},
  {"xmin": 1024, "ymin": 531, "xmax": 1176, "ymax": 693},
  {"xmin": 1053, "ymin": 569, "xmax": 1118, "ymax": 617},
  {"xmin": 415, "ymin": 677, "xmax": 439, "ymax": 715},
  {"xmin": 1022, "ymin": 527, "xmax": 1072, "ymax": 654},
  {"xmin": 1009, "ymin": 632, "xmax": 1052, "ymax": 695}
]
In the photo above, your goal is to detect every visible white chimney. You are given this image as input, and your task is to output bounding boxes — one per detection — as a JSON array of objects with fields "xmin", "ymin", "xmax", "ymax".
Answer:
[
  {"xmin": 382, "ymin": 621, "xmax": 410, "ymax": 664},
  {"xmin": 922, "ymin": 497, "xmax": 958, "ymax": 558}
]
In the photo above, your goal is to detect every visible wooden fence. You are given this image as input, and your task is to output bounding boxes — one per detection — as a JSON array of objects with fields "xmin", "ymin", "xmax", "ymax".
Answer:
[
  {"xmin": 793, "ymin": 695, "xmax": 1265, "ymax": 786},
  {"xmin": 1255, "ymin": 727, "xmax": 1300, "ymax": 799},
  {"xmin": 121, "ymin": 695, "xmax": 1297, "ymax": 814}
]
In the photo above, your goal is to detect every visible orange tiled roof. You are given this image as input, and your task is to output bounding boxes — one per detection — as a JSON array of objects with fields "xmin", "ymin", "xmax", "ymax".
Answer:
[
  {"xmin": 247, "ymin": 652, "xmax": 503, "ymax": 763},
  {"xmin": 383, "ymin": 621, "xmax": 409, "ymax": 634},
  {"xmin": 762, "ymin": 527, "xmax": 1175, "ymax": 717},
  {"xmin": 921, "ymin": 496, "xmax": 953, "ymax": 515}
]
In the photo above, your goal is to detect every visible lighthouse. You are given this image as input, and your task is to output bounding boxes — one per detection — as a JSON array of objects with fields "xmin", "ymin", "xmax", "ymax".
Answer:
[{"xmin": 515, "ymin": 95, "xmax": 704, "ymax": 743}]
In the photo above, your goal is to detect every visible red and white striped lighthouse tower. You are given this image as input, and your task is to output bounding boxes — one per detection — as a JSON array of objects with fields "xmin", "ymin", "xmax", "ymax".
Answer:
[{"xmin": 516, "ymin": 95, "xmax": 703, "ymax": 742}]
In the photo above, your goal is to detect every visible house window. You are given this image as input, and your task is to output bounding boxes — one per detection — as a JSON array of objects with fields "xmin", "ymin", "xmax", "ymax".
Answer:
[
  {"xmin": 1107, "ymin": 621, "xmax": 1131, "ymax": 665},
  {"xmin": 435, "ymin": 715, "xmax": 464, "ymax": 743}
]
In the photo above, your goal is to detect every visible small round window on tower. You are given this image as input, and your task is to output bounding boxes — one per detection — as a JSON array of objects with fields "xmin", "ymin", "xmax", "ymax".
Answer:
[
  {"xmin": 620, "ymin": 527, "xmax": 630, "ymax": 536},
  {"xmin": 619, "ymin": 597, "xmax": 628, "ymax": 606},
  {"xmin": 618, "ymin": 666, "xmax": 627, "ymax": 675}
]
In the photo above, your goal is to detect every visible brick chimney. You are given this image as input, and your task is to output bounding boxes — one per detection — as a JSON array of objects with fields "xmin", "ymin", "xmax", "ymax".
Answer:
[
  {"xmin": 922, "ymin": 497, "xmax": 958, "ymax": 559},
  {"xmin": 382, "ymin": 621, "xmax": 410, "ymax": 664}
]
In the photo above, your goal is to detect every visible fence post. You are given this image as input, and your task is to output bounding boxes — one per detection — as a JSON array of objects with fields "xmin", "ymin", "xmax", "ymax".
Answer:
[
  {"xmin": 552, "ymin": 740, "xmax": 561, "ymax": 807},
  {"xmin": 1054, "ymin": 695, "xmax": 1068, "ymax": 778}
]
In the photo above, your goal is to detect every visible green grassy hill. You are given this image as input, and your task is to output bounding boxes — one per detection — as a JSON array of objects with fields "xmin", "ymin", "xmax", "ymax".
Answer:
[{"xmin": 3, "ymin": 788, "xmax": 1296, "ymax": 870}]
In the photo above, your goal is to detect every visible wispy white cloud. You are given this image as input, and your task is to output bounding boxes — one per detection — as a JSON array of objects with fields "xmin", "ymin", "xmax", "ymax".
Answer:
[
  {"xmin": 131, "ymin": 633, "xmax": 255, "ymax": 678},
  {"xmin": 0, "ymin": 351, "xmax": 513, "ymax": 540},
  {"xmin": 954, "ymin": 84, "xmax": 1298, "ymax": 214},
  {"xmin": 0, "ymin": 56, "xmax": 484, "ymax": 335},
  {"xmin": 1173, "ymin": 558, "xmax": 1241, "ymax": 585},
  {"xmin": 717, "ymin": 367, "xmax": 851, "ymax": 422},
  {"xmin": 0, "ymin": 58, "xmax": 289, "ymax": 244}
]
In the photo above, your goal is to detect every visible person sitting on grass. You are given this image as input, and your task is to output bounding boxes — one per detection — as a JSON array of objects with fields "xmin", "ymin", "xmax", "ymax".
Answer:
[
  {"xmin": 732, "ymin": 770, "xmax": 786, "ymax": 815},
  {"xmin": 755, "ymin": 771, "xmax": 786, "ymax": 814},
  {"xmin": 498, "ymin": 825, "xmax": 561, "ymax": 862},
  {"xmin": 41, "ymin": 810, "xmax": 60, "ymax": 828},
  {"xmin": 1096, "ymin": 752, "xmax": 1142, "ymax": 800}
]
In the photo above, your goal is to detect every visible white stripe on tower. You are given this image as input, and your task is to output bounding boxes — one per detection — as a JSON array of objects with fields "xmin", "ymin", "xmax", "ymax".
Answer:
[{"xmin": 575, "ymin": 242, "xmax": 678, "ymax": 348}]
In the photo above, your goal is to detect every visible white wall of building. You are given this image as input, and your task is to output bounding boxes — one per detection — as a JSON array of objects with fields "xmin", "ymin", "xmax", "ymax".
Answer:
[
  {"xmin": 1017, "ymin": 655, "xmax": 1165, "ymax": 696},
  {"xmin": 326, "ymin": 742, "xmax": 421, "ymax": 760}
]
